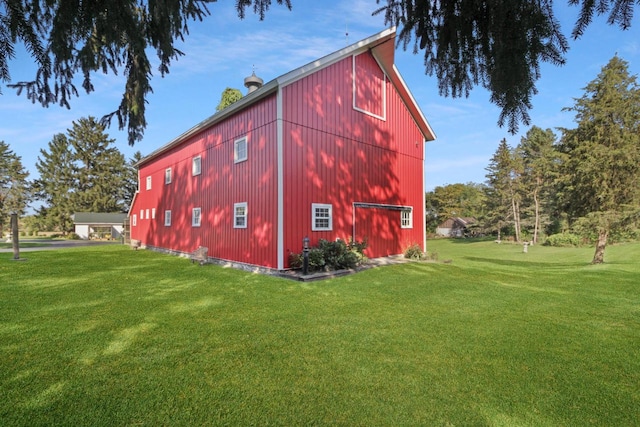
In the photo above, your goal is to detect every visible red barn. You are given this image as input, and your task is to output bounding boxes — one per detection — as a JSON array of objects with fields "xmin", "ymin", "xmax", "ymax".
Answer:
[{"xmin": 129, "ymin": 28, "xmax": 436, "ymax": 270}]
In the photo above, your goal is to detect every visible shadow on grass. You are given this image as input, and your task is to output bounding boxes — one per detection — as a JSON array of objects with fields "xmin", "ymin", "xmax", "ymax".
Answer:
[
  {"xmin": 462, "ymin": 256, "xmax": 590, "ymax": 269},
  {"xmin": 434, "ymin": 237, "xmax": 497, "ymax": 245}
]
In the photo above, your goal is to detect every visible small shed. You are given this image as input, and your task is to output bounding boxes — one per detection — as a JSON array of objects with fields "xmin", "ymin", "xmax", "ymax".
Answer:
[
  {"xmin": 72, "ymin": 212, "xmax": 127, "ymax": 240},
  {"xmin": 436, "ymin": 217, "xmax": 476, "ymax": 237}
]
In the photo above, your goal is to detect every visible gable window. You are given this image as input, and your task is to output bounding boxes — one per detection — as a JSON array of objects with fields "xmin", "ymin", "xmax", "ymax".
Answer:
[
  {"xmin": 164, "ymin": 210, "xmax": 171, "ymax": 226},
  {"xmin": 192, "ymin": 156, "xmax": 201, "ymax": 176},
  {"xmin": 234, "ymin": 202, "xmax": 247, "ymax": 228},
  {"xmin": 146, "ymin": 176, "xmax": 152, "ymax": 190},
  {"xmin": 132, "ymin": 214, "xmax": 137, "ymax": 226},
  {"xmin": 312, "ymin": 203, "xmax": 333, "ymax": 231},
  {"xmin": 192, "ymin": 207, "xmax": 201, "ymax": 227},
  {"xmin": 165, "ymin": 168, "xmax": 172, "ymax": 184},
  {"xmin": 234, "ymin": 136, "xmax": 248, "ymax": 163},
  {"xmin": 401, "ymin": 209, "xmax": 413, "ymax": 229}
]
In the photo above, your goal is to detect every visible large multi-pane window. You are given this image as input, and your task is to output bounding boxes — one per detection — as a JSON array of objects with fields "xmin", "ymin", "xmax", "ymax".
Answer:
[{"xmin": 312, "ymin": 203, "xmax": 333, "ymax": 231}]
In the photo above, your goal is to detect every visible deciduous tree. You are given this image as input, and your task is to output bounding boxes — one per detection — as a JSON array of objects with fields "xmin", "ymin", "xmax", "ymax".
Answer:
[{"xmin": 216, "ymin": 88, "xmax": 243, "ymax": 111}]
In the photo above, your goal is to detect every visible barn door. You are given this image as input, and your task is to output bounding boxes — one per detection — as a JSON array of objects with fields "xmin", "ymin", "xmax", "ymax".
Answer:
[{"xmin": 354, "ymin": 204, "xmax": 403, "ymax": 259}]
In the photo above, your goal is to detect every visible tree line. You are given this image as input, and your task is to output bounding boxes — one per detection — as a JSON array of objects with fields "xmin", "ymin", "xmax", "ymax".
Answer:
[
  {"xmin": 427, "ymin": 56, "xmax": 640, "ymax": 264},
  {"xmin": 0, "ymin": 117, "xmax": 140, "ymax": 236}
]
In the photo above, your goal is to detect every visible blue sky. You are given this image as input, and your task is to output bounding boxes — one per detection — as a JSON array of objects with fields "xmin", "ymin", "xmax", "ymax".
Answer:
[{"xmin": 1, "ymin": 0, "xmax": 639, "ymax": 201}]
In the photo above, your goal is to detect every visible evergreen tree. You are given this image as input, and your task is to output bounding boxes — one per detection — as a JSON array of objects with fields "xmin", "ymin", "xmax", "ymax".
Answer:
[
  {"xmin": 67, "ymin": 117, "xmax": 127, "ymax": 213},
  {"xmin": 485, "ymin": 138, "xmax": 523, "ymax": 241},
  {"xmin": 34, "ymin": 133, "xmax": 76, "ymax": 233},
  {"xmin": 517, "ymin": 126, "xmax": 558, "ymax": 244},
  {"xmin": 34, "ymin": 117, "xmax": 129, "ymax": 233},
  {"xmin": 0, "ymin": 141, "xmax": 30, "ymax": 236},
  {"xmin": 123, "ymin": 151, "xmax": 144, "ymax": 212},
  {"xmin": 2, "ymin": 1, "xmax": 636, "ymax": 143},
  {"xmin": 558, "ymin": 56, "xmax": 640, "ymax": 263},
  {"xmin": 376, "ymin": 0, "xmax": 638, "ymax": 133}
]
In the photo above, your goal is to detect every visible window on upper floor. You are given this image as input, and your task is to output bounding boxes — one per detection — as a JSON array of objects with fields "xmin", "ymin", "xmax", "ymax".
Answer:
[
  {"xmin": 165, "ymin": 168, "xmax": 172, "ymax": 184},
  {"xmin": 192, "ymin": 207, "xmax": 201, "ymax": 227},
  {"xmin": 312, "ymin": 203, "xmax": 333, "ymax": 231},
  {"xmin": 146, "ymin": 176, "xmax": 152, "ymax": 190},
  {"xmin": 151, "ymin": 208, "xmax": 156, "ymax": 219},
  {"xmin": 132, "ymin": 214, "xmax": 137, "ymax": 226},
  {"xmin": 192, "ymin": 156, "xmax": 201, "ymax": 176},
  {"xmin": 234, "ymin": 136, "xmax": 248, "ymax": 164},
  {"xmin": 234, "ymin": 202, "xmax": 247, "ymax": 228},
  {"xmin": 164, "ymin": 210, "xmax": 171, "ymax": 226},
  {"xmin": 140, "ymin": 209, "xmax": 144, "ymax": 220}
]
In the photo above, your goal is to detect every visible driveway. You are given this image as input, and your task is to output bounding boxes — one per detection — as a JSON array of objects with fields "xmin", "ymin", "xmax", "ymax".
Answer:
[{"xmin": 0, "ymin": 239, "xmax": 122, "ymax": 253}]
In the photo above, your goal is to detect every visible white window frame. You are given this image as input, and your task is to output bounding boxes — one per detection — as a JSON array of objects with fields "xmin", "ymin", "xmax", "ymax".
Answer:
[
  {"xmin": 145, "ymin": 209, "xmax": 150, "ymax": 220},
  {"xmin": 192, "ymin": 207, "xmax": 201, "ymax": 227},
  {"xmin": 146, "ymin": 176, "xmax": 152, "ymax": 190},
  {"xmin": 352, "ymin": 53, "xmax": 387, "ymax": 121},
  {"xmin": 151, "ymin": 208, "xmax": 156, "ymax": 219},
  {"xmin": 140, "ymin": 209, "xmax": 144, "ymax": 220},
  {"xmin": 234, "ymin": 202, "xmax": 248, "ymax": 229},
  {"xmin": 312, "ymin": 203, "xmax": 333, "ymax": 231},
  {"xmin": 164, "ymin": 210, "xmax": 171, "ymax": 226},
  {"xmin": 165, "ymin": 168, "xmax": 172, "ymax": 184},
  {"xmin": 401, "ymin": 208, "xmax": 413, "ymax": 229},
  {"xmin": 192, "ymin": 156, "xmax": 201, "ymax": 176},
  {"xmin": 132, "ymin": 214, "xmax": 137, "ymax": 226},
  {"xmin": 234, "ymin": 136, "xmax": 248, "ymax": 164}
]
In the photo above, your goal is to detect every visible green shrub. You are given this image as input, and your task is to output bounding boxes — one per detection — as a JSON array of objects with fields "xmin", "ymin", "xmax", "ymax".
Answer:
[
  {"xmin": 67, "ymin": 233, "xmax": 81, "ymax": 240},
  {"xmin": 544, "ymin": 233, "xmax": 582, "ymax": 247},
  {"xmin": 404, "ymin": 244, "xmax": 426, "ymax": 260},
  {"xmin": 288, "ymin": 238, "xmax": 367, "ymax": 271}
]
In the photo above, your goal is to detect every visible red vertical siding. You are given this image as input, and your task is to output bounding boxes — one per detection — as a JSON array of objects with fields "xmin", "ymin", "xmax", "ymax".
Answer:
[
  {"xmin": 130, "ymin": 95, "xmax": 279, "ymax": 268},
  {"xmin": 282, "ymin": 53, "xmax": 425, "ymax": 261}
]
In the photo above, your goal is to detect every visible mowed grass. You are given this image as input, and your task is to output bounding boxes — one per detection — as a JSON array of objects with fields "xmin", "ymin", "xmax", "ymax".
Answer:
[{"xmin": 1, "ymin": 241, "xmax": 638, "ymax": 426}]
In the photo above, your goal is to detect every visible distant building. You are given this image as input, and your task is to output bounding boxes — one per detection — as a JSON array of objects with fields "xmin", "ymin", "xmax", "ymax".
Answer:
[
  {"xmin": 72, "ymin": 212, "xmax": 127, "ymax": 240},
  {"xmin": 436, "ymin": 217, "xmax": 477, "ymax": 238},
  {"xmin": 129, "ymin": 28, "xmax": 436, "ymax": 270}
]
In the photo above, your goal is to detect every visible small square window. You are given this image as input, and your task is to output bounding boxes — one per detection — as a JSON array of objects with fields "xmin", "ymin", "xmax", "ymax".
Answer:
[
  {"xmin": 164, "ymin": 210, "xmax": 171, "ymax": 226},
  {"xmin": 234, "ymin": 202, "xmax": 247, "ymax": 228},
  {"xmin": 192, "ymin": 207, "xmax": 201, "ymax": 227},
  {"xmin": 234, "ymin": 137, "xmax": 248, "ymax": 163},
  {"xmin": 165, "ymin": 168, "xmax": 172, "ymax": 184},
  {"xmin": 132, "ymin": 214, "xmax": 137, "ymax": 226},
  {"xmin": 312, "ymin": 203, "xmax": 333, "ymax": 231},
  {"xmin": 192, "ymin": 156, "xmax": 202, "ymax": 176},
  {"xmin": 146, "ymin": 176, "xmax": 152, "ymax": 190},
  {"xmin": 401, "ymin": 209, "xmax": 413, "ymax": 229}
]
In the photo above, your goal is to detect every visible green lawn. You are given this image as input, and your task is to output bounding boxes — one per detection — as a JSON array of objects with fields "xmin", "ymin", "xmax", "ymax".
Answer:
[{"xmin": 1, "ymin": 241, "xmax": 638, "ymax": 426}]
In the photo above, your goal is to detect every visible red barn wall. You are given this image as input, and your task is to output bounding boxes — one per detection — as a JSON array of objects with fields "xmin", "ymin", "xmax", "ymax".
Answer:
[
  {"xmin": 282, "ymin": 52, "xmax": 425, "ymax": 261},
  {"xmin": 131, "ymin": 96, "xmax": 279, "ymax": 268}
]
